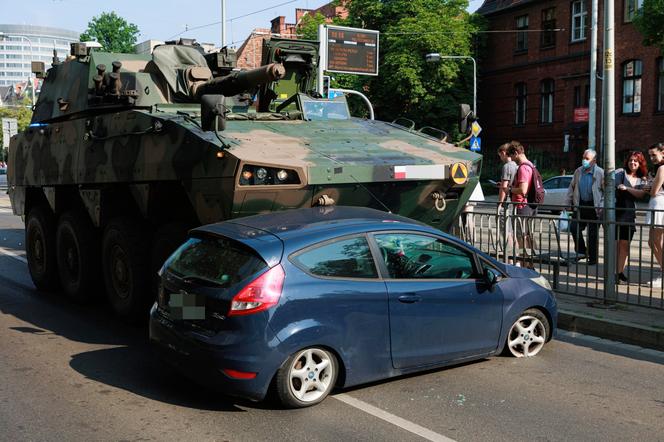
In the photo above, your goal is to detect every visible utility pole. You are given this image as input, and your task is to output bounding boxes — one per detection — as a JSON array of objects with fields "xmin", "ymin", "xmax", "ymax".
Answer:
[
  {"xmin": 221, "ymin": 0, "xmax": 227, "ymax": 48},
  {"xmin": 588, "ymin": 0, "xmax": 598, "ymax": 152},
  {"xmin": 602, "ymin": 0, "xmax": 617, "ymax": 303}
]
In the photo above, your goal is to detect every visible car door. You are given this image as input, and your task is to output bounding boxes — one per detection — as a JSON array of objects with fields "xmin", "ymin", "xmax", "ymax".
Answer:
[{"xmin": 372, "ymin": 232, "xmax": 503, "ymax": 369}]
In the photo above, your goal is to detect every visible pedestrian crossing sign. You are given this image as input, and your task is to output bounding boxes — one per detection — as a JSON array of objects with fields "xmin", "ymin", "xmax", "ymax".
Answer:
[{"xmin": 470, "ymin": 136, "xmax": 481, "ymax": 152}]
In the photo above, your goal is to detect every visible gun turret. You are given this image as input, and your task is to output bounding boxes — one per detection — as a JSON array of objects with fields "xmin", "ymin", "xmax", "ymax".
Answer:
[{"xmin": 190, "ymin": 63, "xmax": 286, "ymax": 100}]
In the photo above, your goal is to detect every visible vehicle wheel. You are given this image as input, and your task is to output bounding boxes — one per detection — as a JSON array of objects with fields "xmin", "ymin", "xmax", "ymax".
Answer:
[
  {"xmin": 505, "ymin": 308, "xmax": 550, "ymax": 358},
  {"xmin": 56, "ymin": 210, "xmax": 100, "ymax": 301},
  {"xmin": 25, "ymin": 205, "xmax": 60, "ymax": 291},
  {"xmin": 276, "ymin": 347, "xmax": 338, "ymax": 408},
  {"xmin": 150, "ymin": 222, "xmax": 188, "ymax": 292},
  {"xmin": 102, "ymin": 217, "xmax": 151, "ymax": 321}
]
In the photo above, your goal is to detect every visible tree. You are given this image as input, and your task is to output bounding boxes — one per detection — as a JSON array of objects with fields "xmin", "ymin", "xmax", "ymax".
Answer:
[
  {"xmin": 297, "ymin": 12, "xmax": 328, "ymax": 40},
  {"xmin": 0, "ymin": 98, "xmax": 32, "ymax": 161},
  {"xmin": 633, "ymin": 0, "xmax": 664, "ymax": 53},
  {"xmin": 80, "ymin": 11, "xmax": 140, "ymax": 53},
  {"xmin": 340, "ymin": 0, "xmax": 484, "ymax": 139}
]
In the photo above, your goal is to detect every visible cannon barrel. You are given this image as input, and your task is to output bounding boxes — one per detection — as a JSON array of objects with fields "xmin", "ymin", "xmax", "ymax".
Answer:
[{"xmin": 192, "ymin": 63, "xmax": 285, "ymax": 100}]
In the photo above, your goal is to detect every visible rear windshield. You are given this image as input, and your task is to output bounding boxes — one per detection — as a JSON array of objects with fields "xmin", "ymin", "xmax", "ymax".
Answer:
[{"xmin": 164, "ymin": 236, "xmax": 267, "ymax": 286}]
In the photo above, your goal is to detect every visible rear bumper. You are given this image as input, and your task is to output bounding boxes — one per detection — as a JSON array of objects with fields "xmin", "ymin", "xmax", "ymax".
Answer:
[{"xmin": 148, "ymin": 304, "xmax": 284, "ymax": 402}]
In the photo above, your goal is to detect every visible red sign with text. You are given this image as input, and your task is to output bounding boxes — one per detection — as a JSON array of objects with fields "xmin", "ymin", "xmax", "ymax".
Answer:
[{"xmin": 574, "ymin": 107, "xmax": 589, "ymax": 122}]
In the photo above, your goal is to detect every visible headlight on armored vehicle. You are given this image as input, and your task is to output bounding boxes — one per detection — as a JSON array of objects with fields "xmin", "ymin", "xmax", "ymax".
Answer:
[{"xmin": 239, "ymin": 165, "xmax": 301, "ymax": 185}]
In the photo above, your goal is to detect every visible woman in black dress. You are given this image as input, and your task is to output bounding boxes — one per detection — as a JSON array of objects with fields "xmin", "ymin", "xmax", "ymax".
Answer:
[{"xmin": 615, "ymin": 151, "xmax": 649, "ymax": 283}]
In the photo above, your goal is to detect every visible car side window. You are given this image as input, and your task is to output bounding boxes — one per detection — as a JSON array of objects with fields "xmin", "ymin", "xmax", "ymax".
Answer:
[
  {"xmin": 292, "ymin": 236, "xmax": 378, "ymax": 279},
  {"xmin": 561, "ymin": 177, "xmax": 572, "ymax": 188},
  {"xmin": 543, "ymin": 178, "xmax": 559, "ymax": 190},
  {"xmin": 374, "ymin": 233, "xmax": 476, "ymax": 279}
]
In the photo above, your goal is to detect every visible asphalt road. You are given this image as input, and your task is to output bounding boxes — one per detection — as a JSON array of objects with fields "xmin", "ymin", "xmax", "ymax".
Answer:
[{"xmin": 1, "ymin": 194, "xmax": 664, "ymax": 441}]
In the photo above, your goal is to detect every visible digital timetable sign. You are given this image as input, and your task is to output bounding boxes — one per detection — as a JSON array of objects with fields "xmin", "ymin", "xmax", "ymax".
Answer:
[{"xmin": 325, "ymin": 26, "xmax": 379, "ymax": 76}]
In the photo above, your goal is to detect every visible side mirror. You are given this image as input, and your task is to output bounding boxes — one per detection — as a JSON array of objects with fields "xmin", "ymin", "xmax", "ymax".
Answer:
[
  {"xmin": 459, "ymin": 103, "xmax": 473, "ymax": 134},
  {"xmin": 483, "ymin": 268, "xmax": 499, "ymax": 286},
  {"xmin": 201, "ymin": 94, "xmax": 226, "ymax": 132}
]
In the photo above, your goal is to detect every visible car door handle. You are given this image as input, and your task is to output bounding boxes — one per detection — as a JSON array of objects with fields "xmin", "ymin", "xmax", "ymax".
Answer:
[{"xmin": 397, "ymin": 294, "xmax": 422, "ymax": 303}]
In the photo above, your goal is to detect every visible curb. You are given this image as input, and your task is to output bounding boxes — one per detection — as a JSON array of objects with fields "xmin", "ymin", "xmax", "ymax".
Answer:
[{"xmin": 558, "ymin": 309, "xmax": 664, "ymax": 352}]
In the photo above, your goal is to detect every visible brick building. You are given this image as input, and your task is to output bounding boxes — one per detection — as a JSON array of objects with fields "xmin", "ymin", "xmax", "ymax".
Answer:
[
  {"xmin": 236, "ymin": 2, "xmax": 348, "ymax": 69},
  {"xmin": 477, "ymin": 0, "xmax": 664, "ymax": 172}
]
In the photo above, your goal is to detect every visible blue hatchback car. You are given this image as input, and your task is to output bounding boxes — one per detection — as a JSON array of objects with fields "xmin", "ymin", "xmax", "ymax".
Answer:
[{"xmin": 149, "ymin": 207, "xmax": 557, "ymax": 408}]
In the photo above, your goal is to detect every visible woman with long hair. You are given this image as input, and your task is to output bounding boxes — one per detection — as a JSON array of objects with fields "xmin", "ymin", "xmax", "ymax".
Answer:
[
  {"xmin": 647, "ymin": 142, "xmax": 664, "ymax": 288},
  {"xmin": 615, "ymin": 151, "xmax": 648, "ymax": 283}
]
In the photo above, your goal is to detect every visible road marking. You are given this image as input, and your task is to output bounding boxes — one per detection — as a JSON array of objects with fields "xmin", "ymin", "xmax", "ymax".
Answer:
[
  {"xmin": 334, "ymin": 393, "xmax": 456, "ymax": 442},
  {"xmin": 0, "ymin": 246, "xmax": 27, "ymax": 264}
]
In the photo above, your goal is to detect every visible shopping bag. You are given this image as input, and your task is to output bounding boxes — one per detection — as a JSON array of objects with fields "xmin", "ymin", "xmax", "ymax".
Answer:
[{"xmin": 558, "ymin": 210, "xmax": 570, "ymax": 233}]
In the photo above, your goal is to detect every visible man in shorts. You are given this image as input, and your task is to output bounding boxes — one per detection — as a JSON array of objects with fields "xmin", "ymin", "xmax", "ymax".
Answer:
[{"xmin": 507, "ymin": 141, "xmax": 537, "ymax": 258}]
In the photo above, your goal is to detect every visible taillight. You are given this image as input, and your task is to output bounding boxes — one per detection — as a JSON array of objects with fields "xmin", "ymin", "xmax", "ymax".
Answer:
[{"xmin": 228, "ymin": 265, "xmax": 285, "ymax": 316}]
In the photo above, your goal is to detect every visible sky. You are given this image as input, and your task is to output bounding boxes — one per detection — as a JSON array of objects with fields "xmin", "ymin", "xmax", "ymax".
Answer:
[
  {"xmin": 14, "ymin": 0, "xmax": 333, "ymax": 48},
  {"xmin": 14, "ymin": 0, "xmax": 483, "ymax": 49}
]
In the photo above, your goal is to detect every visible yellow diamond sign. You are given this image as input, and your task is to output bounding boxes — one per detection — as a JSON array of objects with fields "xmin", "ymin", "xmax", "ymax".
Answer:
[{"xmin": 451, "ymin": 162, "xmax": 468, "ymax": 185}]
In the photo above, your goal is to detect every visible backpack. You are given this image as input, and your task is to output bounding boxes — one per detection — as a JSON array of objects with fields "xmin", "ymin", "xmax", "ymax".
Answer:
[{"xmin": 518, "ymin": 163, "xmax": 545, "ymax": 208}]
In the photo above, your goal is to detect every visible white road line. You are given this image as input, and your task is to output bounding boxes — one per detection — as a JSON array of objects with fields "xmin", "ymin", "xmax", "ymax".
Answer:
[
  {"xmin": 0, "ymin": 246, "xmax": 27, "ymax": 264},
  {"xmin": 334, "ymin": 393, "xmax": 456, "ymax": 442}
]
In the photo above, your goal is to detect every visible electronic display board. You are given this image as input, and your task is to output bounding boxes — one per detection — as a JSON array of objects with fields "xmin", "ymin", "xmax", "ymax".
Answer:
[{"xmin": 325, "ymin": 26, "xmax": 379, "ymax": 76}]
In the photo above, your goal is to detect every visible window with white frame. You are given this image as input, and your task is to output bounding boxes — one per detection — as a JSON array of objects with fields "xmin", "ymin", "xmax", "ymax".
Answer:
[
  {"xmin": 624, "ymin": 0, "xmax": 643, "ymax": 21},
  {"xmin": 657, "ymin": 58, "xmax": 664, "ymax": 112},
  {"xmin": 571, "ymin": 0, "xmax": 588, "ymax": 42},
  {"xmin": 515, "ymin": 82, "xmax": 527, "ymax": 125},
  {"xmin": 516, "ymin": 15, "xmax": 529, "ymax": 51},
  {"xmin": 540, "ymin": 79, "xmax": 554, "ymax": 123},
  {"xmin": 622, "ymin": 60, "xmax": 642, "ymax": 114}
]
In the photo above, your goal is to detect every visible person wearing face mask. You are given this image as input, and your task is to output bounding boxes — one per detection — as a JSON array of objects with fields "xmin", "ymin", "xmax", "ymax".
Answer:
[{"xmin": 565, "ymin": 149, "xmax": 604, "ymax": 265}]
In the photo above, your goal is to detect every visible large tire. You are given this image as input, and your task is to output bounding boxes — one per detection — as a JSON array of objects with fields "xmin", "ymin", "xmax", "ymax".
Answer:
[
  {"xmin": 276, "ymin": 347, "xmax": 338, "ymax": 408},
  {"xmin": 150, "ymin": 222, "xmax": 189, "ymax": 293},
  {"xmin": 25, "ymin": 205, "xmax": 60, "ymax": 291},
  {"xmin": 504, "ymin": 308, "xmax": 551, "ymax": 358},
  {"xmin": 56, "ymin": 210, "xmax": 101, "ymax": 301},
  {"xmin": 102, "ymin": 217, "xmax": 151, "ymax": 321}
]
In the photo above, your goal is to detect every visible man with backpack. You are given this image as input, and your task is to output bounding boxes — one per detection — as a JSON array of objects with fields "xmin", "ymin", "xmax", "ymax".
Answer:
[
  {"xmin": 565, "ymin": 149, "xmax": 604, "ymax": 265},
  {"xmin": 507, "ymin": 141, "xmax": 544, "ymax": 262}
]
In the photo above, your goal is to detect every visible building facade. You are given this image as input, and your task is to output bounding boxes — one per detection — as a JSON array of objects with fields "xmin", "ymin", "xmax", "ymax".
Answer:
[
  {"xmin": 0, "ymin": 24, "xmax": 78, "ymax": 88},
  {"xmin": 477, "ymin": 0, "xmax": 664, "ymax": 172}
]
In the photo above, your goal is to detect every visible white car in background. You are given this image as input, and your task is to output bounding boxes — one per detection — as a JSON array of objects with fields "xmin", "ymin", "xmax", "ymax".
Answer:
[{"xmin": 541, "ymin": 175, "xmax": 572, "ymax": 213}]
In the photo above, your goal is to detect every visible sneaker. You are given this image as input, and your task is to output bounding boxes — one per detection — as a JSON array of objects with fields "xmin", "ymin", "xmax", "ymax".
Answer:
[{"xmin": 649, "ymin": 277, "xmax": 662, "ymax": 288}]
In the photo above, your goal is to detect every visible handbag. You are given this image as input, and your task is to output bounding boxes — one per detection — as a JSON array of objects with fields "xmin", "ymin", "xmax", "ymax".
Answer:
[{"xmin": 558, "ymin": 210, "xmax": 570, "ymax": 233}]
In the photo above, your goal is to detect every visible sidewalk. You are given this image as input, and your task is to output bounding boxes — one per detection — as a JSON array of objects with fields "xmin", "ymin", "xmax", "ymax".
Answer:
[{"xmin": 557, "ymin": 292, "xmax": 664, "ymax": 351}]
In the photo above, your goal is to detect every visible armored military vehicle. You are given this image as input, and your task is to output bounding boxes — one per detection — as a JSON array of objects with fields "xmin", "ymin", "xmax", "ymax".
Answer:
[{"xmin": 8, "ymin": 38, "xmax": 481, "ymax": 319}]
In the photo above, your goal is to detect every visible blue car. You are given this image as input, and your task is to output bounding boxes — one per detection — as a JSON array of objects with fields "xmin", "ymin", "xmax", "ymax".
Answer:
[{"xmin": 149, "ymin": 207, "xmax": 557, "ymax": 408}]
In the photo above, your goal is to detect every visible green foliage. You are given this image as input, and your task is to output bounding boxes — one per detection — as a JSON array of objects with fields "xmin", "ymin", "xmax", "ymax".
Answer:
[
  {"xmin": 633, "ymin": 0, "xmax": 664, "ymax": 53},
  {"xmin": 297, "ymin": 12, "xmax": 328, "ymax": 40},
  {"xmin": 0, "ymin": 98, "xmax": 32, "ymax": 160},
  {"xmin": 342, "ymin": 0, "xmax": 484, "ymax": 140},
  {"xmin": 80, "ymin": 11, "xmax": 140, "ymax": 53}
]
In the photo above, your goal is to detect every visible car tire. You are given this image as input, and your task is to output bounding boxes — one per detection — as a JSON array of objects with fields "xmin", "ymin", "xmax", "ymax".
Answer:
[
  {"xmin": 276, "ymin": 347, "xmax": 338, "ymax": 408},
  {"xmin": 25, "ymin": 205, "xmax": 60, "ymax": 291},
  {"xmin": 56, "ymin": 210, "xmax": 100, "ymax": 301},
  {"xmin": 102, "ymin": 217, "xmax": 151, "ymax": 321},
  {"xmin": 505, "ymin": 308, "xmax": 550, "ymax": 358}
]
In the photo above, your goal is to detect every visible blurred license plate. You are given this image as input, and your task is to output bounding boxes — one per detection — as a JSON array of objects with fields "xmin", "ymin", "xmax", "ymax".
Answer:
[{"xmin": 167, "ymin": 291, "xmax": 206, "ymax": 320}]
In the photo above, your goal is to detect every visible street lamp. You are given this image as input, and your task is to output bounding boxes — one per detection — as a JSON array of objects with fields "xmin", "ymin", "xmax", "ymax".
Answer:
[
  {"xmin": 425, "ymin": 53, "xmax": 477, "ymax": 117},
  {"xmin": 0, "ymin": 32, "xmax": 35, "ymax": 106}
]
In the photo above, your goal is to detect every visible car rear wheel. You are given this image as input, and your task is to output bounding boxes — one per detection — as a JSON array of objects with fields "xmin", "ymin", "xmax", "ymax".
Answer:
[
  {"xmin": 25, "ymin": 205, "xmax": 60, "ymax": 291},
  {"xmin": 56, "ymin": 210, "xmax": 100, "ymax": 301},
  {"xmin": 276, "ymin": 347, "xmax": 338, "ymax": 408},
  {"xmin": 102, "ymin": 217, "xmax": 151, "ymax": 321},
  {"xmin": 506, "ymin": 308, "xmax": 550, "ymax": 358}
]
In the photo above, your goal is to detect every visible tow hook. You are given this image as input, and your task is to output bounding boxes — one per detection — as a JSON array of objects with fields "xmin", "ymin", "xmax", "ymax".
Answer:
[
  {"xmin": 317, "ymin": 194, "xmax": 336, "ymax": 207},
  {"xmin": 431, "ymin": 192, "xmax": 447, "ymax": 212}
]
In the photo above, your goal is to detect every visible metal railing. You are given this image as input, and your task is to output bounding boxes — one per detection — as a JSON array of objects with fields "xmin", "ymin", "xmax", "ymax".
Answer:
[{"xmin": 453, "ymin": 201, "xmax": 664, "ymax": 310}]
